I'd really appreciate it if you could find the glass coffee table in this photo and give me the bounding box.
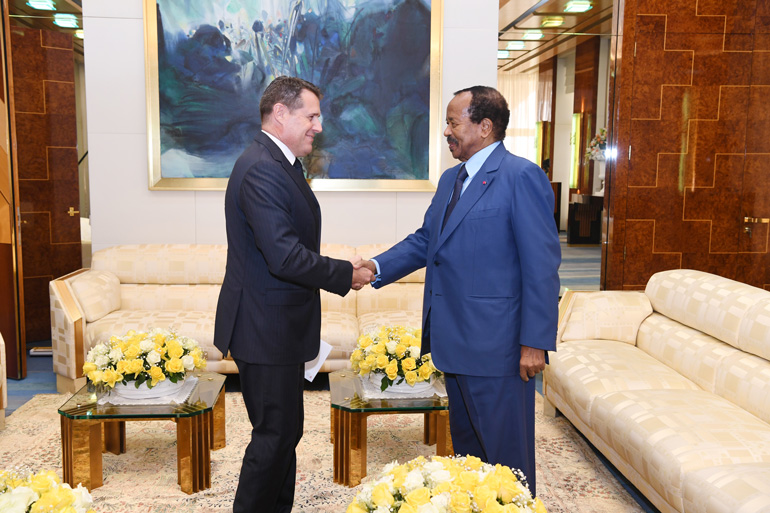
[58,371,226,494]
[329,369,452,487]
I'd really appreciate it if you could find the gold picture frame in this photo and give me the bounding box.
[144,0,443,191]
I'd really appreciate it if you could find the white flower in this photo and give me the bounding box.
[408,345,421,358]
[417,503,441,513]
[71,483,93,513]
[139,338,155,353]
[430,492,450,512]
[402,468,425,493]
[382,460,400,474]
[181,337,198,351]
[358,483,374,509]
[108,347,123,363]
[385,340,398,354]
[0,486,38,513]
[94,355,110,369]
[146,350,161,365]
[182,355,195,371]
[373,507,391,513]
[426,468,452,486]
[92,343,109,356]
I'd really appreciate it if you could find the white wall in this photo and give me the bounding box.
[82,0,498,252]
[552,50,575,231]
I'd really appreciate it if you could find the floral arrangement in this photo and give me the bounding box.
[82,328,206,391]
[346,454,547,513]
[0,469,96,513]
[350,325,441,391]
[586,127,607,161]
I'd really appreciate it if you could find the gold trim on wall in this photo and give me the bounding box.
[144,0,443,192]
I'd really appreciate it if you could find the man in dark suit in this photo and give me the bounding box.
[361,86,560,495]
[214,76,373,513]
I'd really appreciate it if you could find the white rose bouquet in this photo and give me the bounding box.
[350,325,441,392]
[82,328,206,391]
[0,469,95,513]
[346,454,548,513]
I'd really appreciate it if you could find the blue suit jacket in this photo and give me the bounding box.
[373,143,561,376]
[214,132,353,365]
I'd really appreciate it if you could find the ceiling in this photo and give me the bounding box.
[498,0,614,72]
[7,0,83,54]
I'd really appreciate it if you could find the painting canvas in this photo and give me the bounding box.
[145,0,440,190]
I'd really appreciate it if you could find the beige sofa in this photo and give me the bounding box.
[0,331,6,429]
[544,269,770,513]
[50,244,423,393]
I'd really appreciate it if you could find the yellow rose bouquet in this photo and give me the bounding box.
[346,454,548,513]
[0,469,96,513]
[350,325,441,392]
[82,328,206,391]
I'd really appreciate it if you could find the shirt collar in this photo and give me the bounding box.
[464,140,501,180]
[262,130,299,166]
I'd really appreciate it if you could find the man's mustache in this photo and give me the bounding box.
[447,136,458,145]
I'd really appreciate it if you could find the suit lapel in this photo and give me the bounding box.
[255,132,321,237]
[433,144,507,252]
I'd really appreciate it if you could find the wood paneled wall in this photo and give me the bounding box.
[605,0,770,290]
[574,37,601,194]
[10,26,80,341]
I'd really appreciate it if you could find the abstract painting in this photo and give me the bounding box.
[144,0,441,190]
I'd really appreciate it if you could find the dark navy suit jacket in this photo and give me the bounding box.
[372,142,561,376]
[214,131,352,365]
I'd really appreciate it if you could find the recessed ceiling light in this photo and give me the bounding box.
[564,1,593,13]
[523,30,544,40]
[53,13,78,28]
[541,16,564,28]
[498,50,511,59]
[506,41,526,51]
[27,0,56,9]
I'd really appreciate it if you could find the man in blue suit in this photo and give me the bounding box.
[214,76,373,513]
[361,85,560,494]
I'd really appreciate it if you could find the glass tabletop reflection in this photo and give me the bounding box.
[329,370,448,413]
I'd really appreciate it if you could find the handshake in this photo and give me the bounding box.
[349,256,377,291]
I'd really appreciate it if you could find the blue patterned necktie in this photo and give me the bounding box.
[441,165,468,232]
[293,159,304,178]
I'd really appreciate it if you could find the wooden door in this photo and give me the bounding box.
[9,26,81,351]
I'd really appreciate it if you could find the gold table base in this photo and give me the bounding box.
[331,408,453,487]
[61,389,226,494]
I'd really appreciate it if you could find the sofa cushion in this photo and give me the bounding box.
[358,311,423,336]
[590,389,770,513]
[682,463,770,513]
[738,298,770,361]
[120,284,221,311]
[85,310,222,361]
[637,313,740,393]
[92,244,227,284]
[321,311,359,359]
[645,269,770,347]
[715,351,770,425]
[561,291,652,344]
[70,269,121,322]
[356,284,424,317]
[544,340,700,427]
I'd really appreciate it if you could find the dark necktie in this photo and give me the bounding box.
[442,165,468,232]
[293,158,304,178]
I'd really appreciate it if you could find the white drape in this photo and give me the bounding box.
[497,71,538,163]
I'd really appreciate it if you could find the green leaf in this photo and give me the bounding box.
[380,376,392,392]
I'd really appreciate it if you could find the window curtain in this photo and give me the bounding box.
[497,71,538,163]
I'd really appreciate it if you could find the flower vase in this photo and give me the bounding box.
[110,377,185,400]
[367,372,434,394]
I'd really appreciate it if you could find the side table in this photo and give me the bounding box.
[329,370,452,487]
[58,372,226,494]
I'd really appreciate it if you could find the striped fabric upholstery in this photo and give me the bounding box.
[356,283,424,317]
[119,284,221,312]
[560,291,652,344]
[636,313,740,393]
[92,244,227,284]
[682,463,770,513]
[590,389,770,513]
[738,299,770,361]
[715,351,770,425]
[544,339,700,427]
[645,269,769,347]
[69,269,121,322]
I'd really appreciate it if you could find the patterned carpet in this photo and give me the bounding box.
[0,391,642,512]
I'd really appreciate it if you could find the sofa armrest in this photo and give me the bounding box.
[49,269,89,384]
[556,290,653,345]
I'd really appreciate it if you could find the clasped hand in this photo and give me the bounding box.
[349,256,377,290]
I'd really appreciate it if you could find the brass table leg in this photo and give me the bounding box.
[177,411,212,494]
[61,416,103,490]
[333,410,368,487]
[435,410,453,456]
[424,413,437,446]
[212,390,226,450]
[103,421,126,455]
